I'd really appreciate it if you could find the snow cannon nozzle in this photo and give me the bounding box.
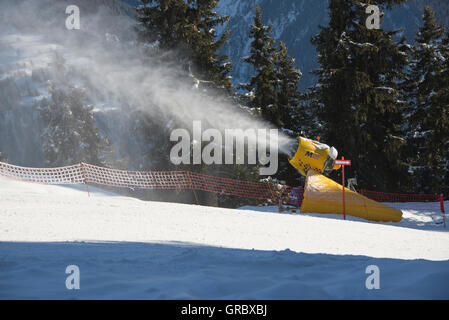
[285,138,301,160]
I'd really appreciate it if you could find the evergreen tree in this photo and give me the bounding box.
[238,5,279,126]
[273,41,307,185]
[239,7,309,185]
[310,0,410,192]
[135,0,233,92]
[39,52,105,167]
[406,6,448,194]
[189,0,233,92]
[442,32,449,195]
[40,84,104,167]
[275,41,303,133]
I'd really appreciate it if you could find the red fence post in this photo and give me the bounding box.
[441,194,446,228]
[80,162,90,197]
[336,157,351,220]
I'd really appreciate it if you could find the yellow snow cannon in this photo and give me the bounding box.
[285,136,402,223]
[286,136,341,177]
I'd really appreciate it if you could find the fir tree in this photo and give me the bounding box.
[273,41,307,185]
[39,52,105,167]
[135,0,233,92]
[310,0,410,192]
[406,6,448,194]
[442,32,449,195]
[188,0,233,92]
[275,41,303,133]
[40,84,104,167]
[239,7,308,185]
[238,5,279,126]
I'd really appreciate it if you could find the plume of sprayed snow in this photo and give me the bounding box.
[0,0,295,163]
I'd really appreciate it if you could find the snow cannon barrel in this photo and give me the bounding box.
[300,171,403,222]
[286,137,341,177]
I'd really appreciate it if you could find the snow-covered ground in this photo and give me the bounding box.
[1,176,448,299]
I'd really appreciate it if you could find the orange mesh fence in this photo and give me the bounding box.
[359,189,440,203]
[188,171,275,200]
[0,161,442,205]
[81,163,191,190]
[0,161,83,184]
[0,161,279,201]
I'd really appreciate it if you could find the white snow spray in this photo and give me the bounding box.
[0,0,296,169]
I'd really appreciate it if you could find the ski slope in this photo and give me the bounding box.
[1,176,448,299]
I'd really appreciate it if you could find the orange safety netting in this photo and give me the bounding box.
[0,161,84,184]
[0,161,442,205]
[0,161,282,202]
[359,189,440,203]
[81,163,192,190]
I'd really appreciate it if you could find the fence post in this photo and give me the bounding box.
[441,194,446,228]
[187,171,199,205]
[80,162,90,197]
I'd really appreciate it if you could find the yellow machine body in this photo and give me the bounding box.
[288,137,340,176]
